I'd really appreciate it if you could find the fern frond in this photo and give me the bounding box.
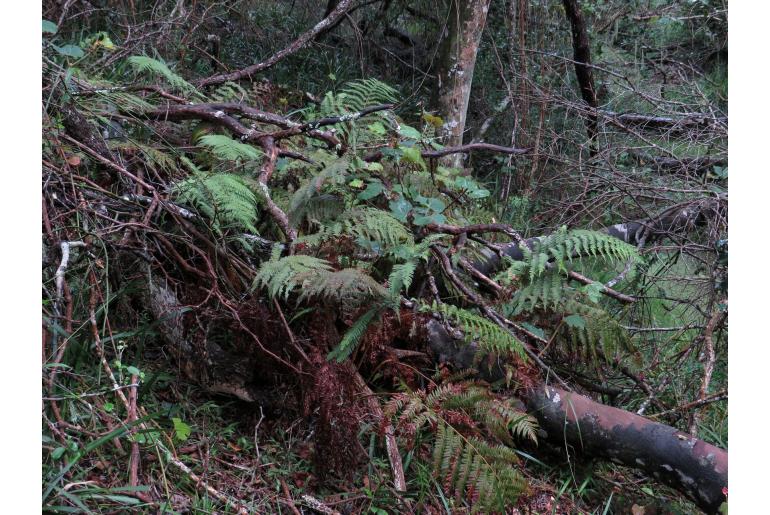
[253,254,333,300]
[173,172,259,233]
[337,78,398,111]
[562,299,637,364]
[298,268,391,306]
[197,134,263,161]
[432,423,526,511]
[388,261,417,296]
[327,307,380,362]
[126,55,195,94]
[424,302,526,361]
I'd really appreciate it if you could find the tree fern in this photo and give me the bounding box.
[126,55,196,94]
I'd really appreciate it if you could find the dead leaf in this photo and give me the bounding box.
[66,155,81,166]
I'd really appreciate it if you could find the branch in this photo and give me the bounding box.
[196,0,354,88]
[422,142,530,159]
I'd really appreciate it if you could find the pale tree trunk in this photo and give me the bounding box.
[436,0,491,168]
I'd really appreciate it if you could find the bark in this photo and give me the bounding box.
[436,0,492,168]
[562,0,599,149]
[526,386,727,513]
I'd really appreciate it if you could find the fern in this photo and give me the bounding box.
[432,423,526,512]
[294,207,413,254]
[561,299,637,365]
[500,227,641,315]
[336,78,398,111]
[327,307,380,362]
[173,172,259,233]
[197,134,263,161]
[315,79,398,140]
[298,268,392,306]
[289,158,352,226]
[126,55,196,94]
[424,302,526,361]
[253,254,333,300]
[209,81,250,103]
[388,261,417,296]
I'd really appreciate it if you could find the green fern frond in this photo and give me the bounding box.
[253,254,333,300]
[388,261,417,296]
[126,55,196,94]
[173,172,259,233]
[337,78,398,111]
[299,268,392,306]
[289,158,352,226]
[424,302,526,361]
[209,81,250,103]
[327,307,380,362]
[197,134,263,161]
[342,208,413,248]
[561,299,637,364]
[432,423,526,511]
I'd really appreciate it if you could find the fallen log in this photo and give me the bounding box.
[424,318,728,513]
[526,386,727,513]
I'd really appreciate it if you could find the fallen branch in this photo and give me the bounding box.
[422,142,530,159]
[525,385,727,513]
[196,0,354,88]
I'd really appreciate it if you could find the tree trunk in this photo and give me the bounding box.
[562,0,599,151]
[436,0,491,168]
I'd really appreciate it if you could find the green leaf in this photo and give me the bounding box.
[54,44,85,58]
[367,122,387,135]
[349,179,364,188]
[580,282,604,303]
[400,145,422,163]
[520,322,545,340]
[413,214,447,226]
[389,198,412,222]
[51,447,67,460]
[103,402,115,413]
[398,124,422,140]
[358,181,384,200]
[42,20,58,34]
[171,418,191,441]
[564,314,586,329]
[126,366,141,376]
